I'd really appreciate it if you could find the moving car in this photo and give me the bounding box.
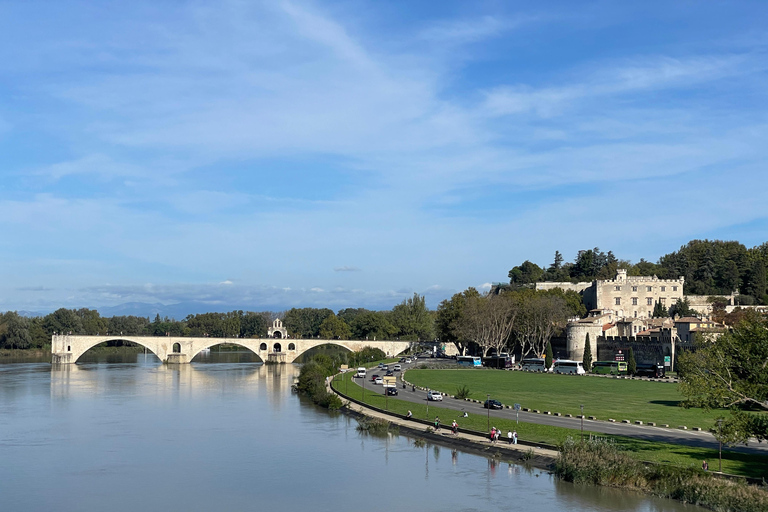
[427,390,443,401]
[374,377,383,385]
[385,370,394,376]
[483,399,503,409]
[405,358,412,363]
[393,364,401,371]
[370,374,380,382]
[386,387,398,396]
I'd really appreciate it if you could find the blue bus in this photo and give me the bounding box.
[456,356,482,367]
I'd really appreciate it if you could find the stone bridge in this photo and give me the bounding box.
[51,335,414,364]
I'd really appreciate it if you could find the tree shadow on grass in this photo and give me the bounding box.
[648,400,683,407]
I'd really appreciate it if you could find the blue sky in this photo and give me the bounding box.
[2,0,768,313]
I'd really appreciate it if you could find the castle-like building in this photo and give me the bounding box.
[536,268,685,319]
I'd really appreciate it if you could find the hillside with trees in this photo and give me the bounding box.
[507,240,768,305]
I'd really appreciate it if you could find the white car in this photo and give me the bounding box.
[427,390,443,401]
[374,377,383,385]
[393,364,401,371]
[405,358,412,364]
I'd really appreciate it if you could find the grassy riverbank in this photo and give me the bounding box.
[405,368,725,429]
[556,439,768,512]
[334,371,767,478]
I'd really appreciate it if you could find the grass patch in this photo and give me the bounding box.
[333,371,767,478]
[405,369,733,429]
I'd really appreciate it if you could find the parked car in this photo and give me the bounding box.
[374,377,383,385]
[427,390,443,401]
[386,387,398,396]
[483,399,503,409]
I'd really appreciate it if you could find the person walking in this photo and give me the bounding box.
[508,430,513,445]
[495,429,500,443]
[434,417,440,431]
[513,430,518,445]
[702,460,709,471]
[490,427,496,443]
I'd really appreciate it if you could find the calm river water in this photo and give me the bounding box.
[0,353,705,512]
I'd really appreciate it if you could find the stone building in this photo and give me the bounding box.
[537,269,684,319]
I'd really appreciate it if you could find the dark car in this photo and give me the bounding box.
[385,370,394,376]
[386,387,398,396]
[483,399,503,409]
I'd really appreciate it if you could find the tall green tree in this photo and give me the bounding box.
[318,314,352,340]
[508,260,544,286]
[582,333,592,372]
[652,301,668,318]
[435,287,481,355]
[390,293,434,341]
[627,347,637,375]
[545,340,553,370]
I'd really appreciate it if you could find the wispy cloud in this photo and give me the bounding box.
[334,266,361,272]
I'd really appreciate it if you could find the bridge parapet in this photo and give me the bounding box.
[51,335,414,364]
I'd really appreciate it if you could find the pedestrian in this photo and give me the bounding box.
[508,430,513,444]
[406,410,412,419]
[490,427,496,443]
[702,460,708,471]
[435,417,440,431]
[495,429,500,443]
[513,430,518,444]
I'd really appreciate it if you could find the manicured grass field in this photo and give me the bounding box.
[332,371,767,478]
[405,368,725,429]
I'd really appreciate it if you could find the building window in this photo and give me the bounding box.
[634,311,638,318]
[661,286,666,292]
[647,297,653,305]
[615,285,621,291]
[632,286,637,292]
[660,298,666,305]
[673,286,678,292]
[647,286,652,292]
[632,297,638,305]
[615,297,621,305]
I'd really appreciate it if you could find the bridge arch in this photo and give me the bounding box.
[188,341,265,362]
[62,336,162,364]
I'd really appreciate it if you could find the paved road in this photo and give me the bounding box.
[357,361,768,456]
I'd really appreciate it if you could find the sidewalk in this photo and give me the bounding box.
[330,376,559,467]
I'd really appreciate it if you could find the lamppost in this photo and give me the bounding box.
[580,404,584,442]
[426,388,430,419]
[717,419,723,472]
[362,373,365,402]
[487,394,491,432]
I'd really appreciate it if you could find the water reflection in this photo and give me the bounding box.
[0,356,709,512]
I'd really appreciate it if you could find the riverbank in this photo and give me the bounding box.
[329,373,768,512]
[329,375,560,471]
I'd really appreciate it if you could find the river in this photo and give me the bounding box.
[0,352,706,512]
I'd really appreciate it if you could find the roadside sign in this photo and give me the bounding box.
[664,356,671,367]
[383,376,397,387]
[340,364,348,371]
[514,403,521,411]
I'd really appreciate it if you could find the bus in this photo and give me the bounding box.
[483,354,513,369]
[456,356,482,368]
[636,363,665,378]
[521,358,550,372]
[591,361,628,375]
[553,360,586,375]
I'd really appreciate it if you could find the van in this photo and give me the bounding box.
[355,368,366,378]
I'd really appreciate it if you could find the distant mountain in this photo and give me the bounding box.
[17,310,45,318]
[94,301,258,320]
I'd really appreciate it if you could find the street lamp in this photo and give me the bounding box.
[426,388,430,419]
[487,394,491,432]
[580,404,584,442]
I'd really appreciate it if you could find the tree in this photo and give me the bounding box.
[544,340,553,370]
[0,312,32,349]
[549,251,564,272]
[390,293,434,341]
[435,288,481,356]
[283,308,334,338]
[652,301,668,318]
[319,315,351,340]
[582,333,592,372]
[668,297,696,318]
[508,260,544,286]
[349,311,397,340]
[456,292,519,356]
[515,291,569,359]
[678,313,768,443]
[627,347,637,375]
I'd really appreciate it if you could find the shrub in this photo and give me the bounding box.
[455,385,471,399]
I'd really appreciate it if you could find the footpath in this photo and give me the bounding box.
[328,376,559,471]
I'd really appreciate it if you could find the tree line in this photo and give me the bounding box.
[0,293,437,349]
[435,287,586,359]
[508,239,768,305]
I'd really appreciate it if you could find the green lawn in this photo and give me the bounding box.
[332,371,767,478]
[405,369,727,429]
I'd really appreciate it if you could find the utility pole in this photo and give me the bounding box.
[718,419,723,472]
[487,394,491,432]
[580,404,584,442]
